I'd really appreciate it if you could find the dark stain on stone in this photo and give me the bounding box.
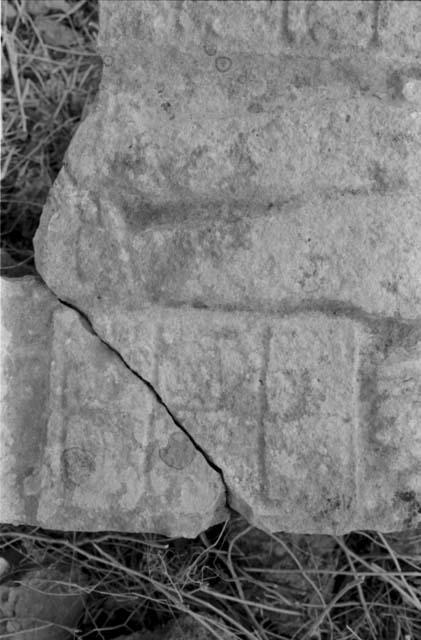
[159,298,420,345]
[386,69,404,100]
[368,162,394,195]
[215,56,232,73]
[357,361,383,453]
[159,432,196,470]
[204,41,217,56]
[115,193,171,230]
[174,2,184,37]
[370,0,381,47]
[160,101,175,120]
[404,65,421,81]
[370,162,388,194]
[398,490,417,504]
[248,102,264,114]
[282,1,293,44]
[381,277,400,296]
[190,299,209,310]
[62,446,96,487]
[307,20,318,44]
[327,496,342,510]
[325,495,342,514]
[381,319,421,358]
[356,10,366,24]
[292,70,313,88]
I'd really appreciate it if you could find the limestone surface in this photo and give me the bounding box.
[91,306,421,533]
[30,0,421,533]
[0,277,227,536]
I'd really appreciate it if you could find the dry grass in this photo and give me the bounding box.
[1,0,101,274]
[1,1,421,639]
[0,518,420,639]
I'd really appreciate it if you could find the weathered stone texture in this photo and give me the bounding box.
[21,0,421,533]
[0,277,227,536]
[34,187,421,320]
[34,1,421,319]
[92,306,421,533]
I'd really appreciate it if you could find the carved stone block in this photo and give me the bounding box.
[3,1,420,535]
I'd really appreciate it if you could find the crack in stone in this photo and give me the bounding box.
[30,274,420,529]
[57,297,232,510]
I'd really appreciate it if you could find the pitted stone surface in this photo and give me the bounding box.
[93,306,421,533]
[29,1,421,533]
[34,184,421,319]
[0,277,227,536]
[34,2,421,320]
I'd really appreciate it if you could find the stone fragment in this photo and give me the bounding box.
[92,307,421,533]
[32,0,421,534]
[0,277,228,536]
